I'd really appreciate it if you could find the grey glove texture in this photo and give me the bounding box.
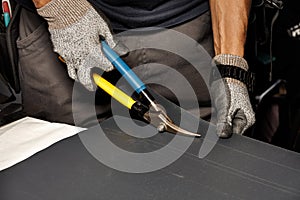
[37,0,128,91]
[211,54,255,138]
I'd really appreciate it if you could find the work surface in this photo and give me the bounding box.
[1,91,300,200]
[0,116,300,200]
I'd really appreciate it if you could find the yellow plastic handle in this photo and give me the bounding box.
[93,73,136,109]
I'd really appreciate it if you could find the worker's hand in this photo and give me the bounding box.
[37,0,128,91]
[211,54,255,138]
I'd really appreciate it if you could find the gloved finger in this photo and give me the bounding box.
[100,34,129,57]
[89,45,114,71]
[79,46,117,91]
[65,63,78,80]
[216,122,232,138]
[212,80,232,138]
[215,107,232,138]
[232,109,247,134]
[112,38,129,57]
[241,107,256,134]
[77,66,96,91]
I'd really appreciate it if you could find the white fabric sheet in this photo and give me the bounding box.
[0,117,86,171]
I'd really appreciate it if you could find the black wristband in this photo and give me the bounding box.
[210,64,255,92]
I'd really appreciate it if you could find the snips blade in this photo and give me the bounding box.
[143,104,201,137]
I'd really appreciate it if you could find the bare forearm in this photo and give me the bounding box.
[209,0,252,57]
[32,0,51,8]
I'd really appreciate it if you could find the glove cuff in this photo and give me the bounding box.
[211,54,255,92]
[213,54,248,71]
[37,0,92,29]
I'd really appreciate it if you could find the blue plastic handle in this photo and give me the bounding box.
[3,12,10,27]
[101,40,146,93]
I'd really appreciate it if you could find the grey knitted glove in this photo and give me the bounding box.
[37,0,128,91]
[211,54,255,138]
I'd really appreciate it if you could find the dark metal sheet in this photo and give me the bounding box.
[0,92,299,200]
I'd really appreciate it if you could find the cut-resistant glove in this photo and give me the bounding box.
[211,54,255,138]
[37,0,128,91]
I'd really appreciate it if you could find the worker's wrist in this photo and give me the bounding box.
[37,0,92,29]
[32,0,51,9]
